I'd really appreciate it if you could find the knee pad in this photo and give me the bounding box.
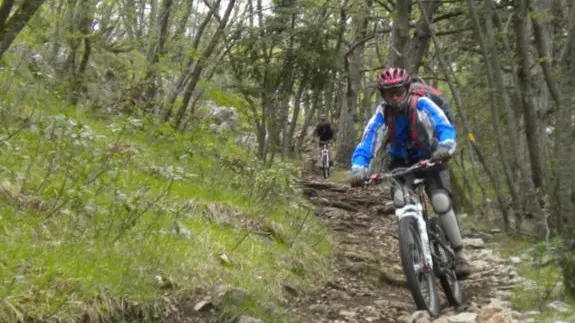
[431,190,452,214]
[393,189,406,207]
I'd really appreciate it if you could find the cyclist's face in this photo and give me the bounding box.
[383,86,407,106]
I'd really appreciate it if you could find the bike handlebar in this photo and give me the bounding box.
[360,159,440,186]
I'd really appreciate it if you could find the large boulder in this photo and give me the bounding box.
[204,101,240,134]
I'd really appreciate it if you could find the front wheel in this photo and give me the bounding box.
[429,218,463,307]
[398,216,441,317]
[322,154,330,179]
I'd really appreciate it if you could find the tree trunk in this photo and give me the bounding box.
[405,0,440,74]
[514,0,547,192]
[469,0,529,226]
[144,0,174,113]
[416,0,513,230]
[387,0,411,67]
[174,0,237,128]
[162,0,222,121]
[280,9,297,159]
[286,75,308,158]
[71,0,94,105]
[336,0,372,167]
[0,0,47,58]
[297,89,319,153]
[0,0,16,27]
[556,18,575,287]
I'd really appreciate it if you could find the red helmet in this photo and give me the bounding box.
[377,67,411,91]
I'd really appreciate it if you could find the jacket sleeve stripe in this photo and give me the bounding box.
[351,104,386,167]
[418,97,456,152]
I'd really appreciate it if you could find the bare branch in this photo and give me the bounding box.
[433,9,465,22]
[435,26,473,36]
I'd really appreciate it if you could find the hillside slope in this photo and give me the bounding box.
[0,95,332,322]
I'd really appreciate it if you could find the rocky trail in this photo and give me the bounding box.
[291,174,542,323]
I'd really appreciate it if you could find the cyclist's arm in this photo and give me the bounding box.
[329,124,337,142]
[326,124,335,141]
[417,97,456,154]
[351,104,386,168]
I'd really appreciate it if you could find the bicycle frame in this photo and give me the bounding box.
[361,160,463,313]
[367,160,439,272]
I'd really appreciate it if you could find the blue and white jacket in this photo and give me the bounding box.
[351,97,456,168]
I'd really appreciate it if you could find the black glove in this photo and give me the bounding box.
[431,149,451,162]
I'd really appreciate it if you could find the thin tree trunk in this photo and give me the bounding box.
[144,0,174,112]
[336,0,371,167]
[280,9,297,160]
[49,0,65,63]
[416,0,513,230]
[174,0,194,39]
[297,90,318,154]
[286,75,308,158]
[162,0,223,121]
[467,0,524,223]
[70,0,93,105]
[0,0,16,27]
[174,0,237,128]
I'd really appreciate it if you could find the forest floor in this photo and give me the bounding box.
[286,171,552,323]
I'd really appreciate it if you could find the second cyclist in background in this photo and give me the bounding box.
[314,113,335,167]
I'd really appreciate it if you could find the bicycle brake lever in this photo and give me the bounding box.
[419,160,437,168]
[369,173,383,184]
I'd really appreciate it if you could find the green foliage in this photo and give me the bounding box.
[0,71,332,323]
[509,240,575,322]
[199,80,250,114]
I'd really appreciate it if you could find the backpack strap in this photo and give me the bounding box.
[407,93,432,153]
[383,89,433,154]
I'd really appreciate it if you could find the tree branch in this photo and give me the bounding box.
[433,9,465,22]
[435,26,473,36]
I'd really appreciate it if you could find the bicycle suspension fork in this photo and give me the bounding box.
[396,203,434,271]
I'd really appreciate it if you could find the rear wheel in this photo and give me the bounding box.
[398,216,441,317]
[429,218,463,306]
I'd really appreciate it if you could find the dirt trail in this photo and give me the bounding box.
[291,174,531,323]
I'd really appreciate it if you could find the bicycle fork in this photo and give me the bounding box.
[396,204,434,272]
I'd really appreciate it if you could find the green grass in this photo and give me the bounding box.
[0,71,333,322]
[325,167,351,184]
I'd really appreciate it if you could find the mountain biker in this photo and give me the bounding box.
[314,113,335,166]
[349,67,471,279]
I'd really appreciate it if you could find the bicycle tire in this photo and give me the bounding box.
[322,154,330,179]
[429,219,463,306]
[398,216,441,317]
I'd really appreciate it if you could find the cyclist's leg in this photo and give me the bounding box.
[326,140,334,166]
[425,165,471,278]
